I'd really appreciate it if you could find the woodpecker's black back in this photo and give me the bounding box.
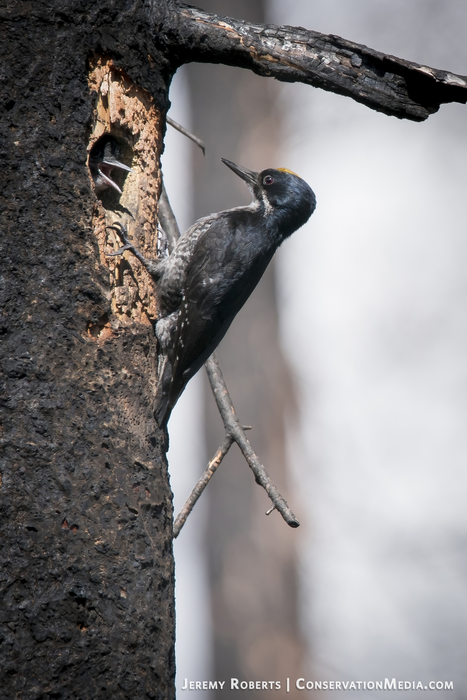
[154,159,316,428]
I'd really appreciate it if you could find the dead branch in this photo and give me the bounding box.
[167,4,467,122]
[167,116,206,154]
[204,354,300,528]
[173,432,233,538]
[173,353,301,537]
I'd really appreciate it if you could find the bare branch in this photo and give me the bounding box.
[173,353,300,537]
[171,4,467,122]
[158,183,181,254]
[204,354,300,529]
[167,116,206,154]
[173,434,233,538]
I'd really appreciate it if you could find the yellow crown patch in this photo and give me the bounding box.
[277,167,299,177]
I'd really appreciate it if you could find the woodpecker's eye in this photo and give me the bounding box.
[263,175,274,186]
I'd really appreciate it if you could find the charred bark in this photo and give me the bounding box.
[165,3,467,121]
[0,2,176,698]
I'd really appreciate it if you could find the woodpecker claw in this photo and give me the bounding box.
[106,222,130,244]
[106,223,132,256]
[106,243,135,257]
[105,223,162,278]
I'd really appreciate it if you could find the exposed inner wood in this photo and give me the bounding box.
[87,56,162,339]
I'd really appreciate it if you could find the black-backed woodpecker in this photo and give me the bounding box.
[89,135,134,194]
[108,159,316,428]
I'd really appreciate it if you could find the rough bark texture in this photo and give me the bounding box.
[171,3,467,121]
[0,2,175,698]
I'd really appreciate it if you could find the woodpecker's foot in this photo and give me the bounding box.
[106,223,161,277]
[106,221,132,248]
[105,225,141,260]
[106,242,135,257]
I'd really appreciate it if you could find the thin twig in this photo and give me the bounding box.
[167,116,206,154]
[173,434,234,538]
[204,354,300,529]
[173,353,300,536]
[158,183,181,254]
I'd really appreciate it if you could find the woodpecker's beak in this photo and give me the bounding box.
[221,158,258,187]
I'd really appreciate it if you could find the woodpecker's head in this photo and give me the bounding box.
[89,135,134,194]
[221,158,316,237]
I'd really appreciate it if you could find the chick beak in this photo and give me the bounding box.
[97,158,133,194]
[221,158,258,187]
[89,137,134,194]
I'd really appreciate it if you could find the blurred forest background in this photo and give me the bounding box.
[163,1,467,698]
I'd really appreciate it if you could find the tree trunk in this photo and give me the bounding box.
[0,2,175,697]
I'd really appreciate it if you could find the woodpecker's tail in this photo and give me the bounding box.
[154,356,173,429]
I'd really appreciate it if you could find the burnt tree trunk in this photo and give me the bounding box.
[0,2,176,698]
[1,1,466,699]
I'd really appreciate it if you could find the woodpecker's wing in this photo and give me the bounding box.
[159,210,274,425]
[153,213,236,427]
[157,213,224,317]
[155,212,246,426]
